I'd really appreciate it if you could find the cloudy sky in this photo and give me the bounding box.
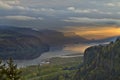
[1,0,120,39]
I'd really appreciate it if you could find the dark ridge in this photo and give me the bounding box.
[75,38,120,80]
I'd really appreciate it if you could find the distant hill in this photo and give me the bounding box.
[2,26,88,45]
[38,30,89,46]
[0,26,88,60]
[0,26,118,60]
[90,36,118,43]
[75,39,120,80]
[0,26,49,60]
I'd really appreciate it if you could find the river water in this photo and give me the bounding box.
[14,41,111,67]
[12,43,96,67]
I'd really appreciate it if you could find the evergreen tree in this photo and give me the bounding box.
[0,60,7,80]
[0,58,21,80]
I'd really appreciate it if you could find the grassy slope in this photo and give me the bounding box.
[20,56,83,80]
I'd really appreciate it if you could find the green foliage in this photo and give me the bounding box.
[0,60,7,80]
[0,58,21,80]
[21,56,83,80]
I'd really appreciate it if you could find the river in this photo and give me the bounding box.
[12,43,96,67]
[10,42,110,67]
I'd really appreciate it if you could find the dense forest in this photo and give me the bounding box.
[75,38,120,80]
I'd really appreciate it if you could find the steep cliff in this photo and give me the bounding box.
[75,39,120,80]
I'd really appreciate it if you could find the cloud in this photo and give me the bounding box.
[67,7,112,14]
[106,3,115,7]
[63,17,120,24]
[0,15,38,21]
[0,0,25,11]
[67,7,75,11]
[105,2,120,7]
[38,17,44,20]
[0,0,47,16]
[0,0,120,30]
[0,1,12,10]
[2,0,20,5]
[20,0,82,8]
[67,7,91,13]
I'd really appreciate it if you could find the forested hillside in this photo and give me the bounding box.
[75,39,120,80]
[0,27,49,60]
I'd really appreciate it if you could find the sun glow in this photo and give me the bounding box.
[66,26,120,40]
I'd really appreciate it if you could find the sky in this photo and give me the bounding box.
[0,0,120,39]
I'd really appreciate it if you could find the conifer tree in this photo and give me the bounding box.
[5,58,21,80]
[0,58,21,80]
[0,60,7,80]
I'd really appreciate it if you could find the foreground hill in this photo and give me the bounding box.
[75,39,120,80]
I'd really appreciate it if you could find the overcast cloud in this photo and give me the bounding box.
[0,0,120,29]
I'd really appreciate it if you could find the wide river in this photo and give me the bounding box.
[13,43,99,67]
[1,37,111,67]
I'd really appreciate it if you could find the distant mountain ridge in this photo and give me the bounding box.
[0,26,88,60]
[0,26,119,60]
[0,26,49,60]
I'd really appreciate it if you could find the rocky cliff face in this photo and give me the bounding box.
[75,39,120,80]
